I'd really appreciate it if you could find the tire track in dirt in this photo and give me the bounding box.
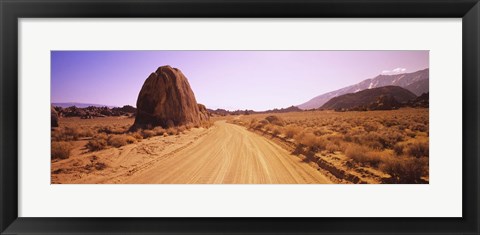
[121,121,331,184]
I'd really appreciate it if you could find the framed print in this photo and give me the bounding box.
[1,0,479,234]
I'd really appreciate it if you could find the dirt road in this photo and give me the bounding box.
[122,121,331,184]
[54,120,331,184]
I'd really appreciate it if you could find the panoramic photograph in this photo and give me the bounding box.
[51,51,429,184]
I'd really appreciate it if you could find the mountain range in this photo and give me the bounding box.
[52,102,117,108]
[320,86,417,111]
[297,68,429,109]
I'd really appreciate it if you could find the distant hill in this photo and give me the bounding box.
[52,102,117,108]
[207,105,302,116]
[263,105,302,114]
[407,92,429,108]
[298,68,429,109]
[320,86,417,111]
[404,79,429,96]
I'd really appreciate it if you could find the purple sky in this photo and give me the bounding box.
[51,51,428,111]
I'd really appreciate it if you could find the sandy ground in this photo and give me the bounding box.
[53,120,331,184]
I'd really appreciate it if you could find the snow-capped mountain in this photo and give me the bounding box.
[297,68,429,110]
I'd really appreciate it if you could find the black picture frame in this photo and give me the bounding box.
[1,0,479,234]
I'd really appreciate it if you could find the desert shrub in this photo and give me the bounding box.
[86,139,107,151]
[405,139,429,158]
[336,122,353,134]
[153,126,165,136]
[363,121,380,132]
[51,129,64,141]
[52,126,88,141]
[345,144,386,167]
[264,124,273,132]
[51,141,73,159]
[393,142,407,155]
[94,162,107,170]
[325,142,340,153]
[272,127,281,137]
[254,120,270,130]
[284,125,300,139]
[411,123,428,132]
[141,129,156,138]
[108,134,135,148]
[380,129,405,148]
[380,156,428,183]
[83,128,96,137]
[98,125,127,135]
[166,127,178,135]
[130,132,143,140]
[325,133,343,145]
[296,132,326,152]
[313,128,331,136]
[345,144,368,162]
[382,119,399,127]
[393,138,429,158]
[248,118,258,129]
[184,123,193,130]
[63,127,82,140]
[357,132,384,150]
[343,127,366,142]
[265,115,285,126]
[177,126,187,134]
[405,129,417,138]
[354,129,405,150]
[86,134,108,151]
[201,120,214,128]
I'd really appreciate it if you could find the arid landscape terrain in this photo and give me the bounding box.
[51,116,331,184]
[51,51,429,184]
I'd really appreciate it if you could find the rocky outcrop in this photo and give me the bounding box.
[54,105,135,118]
[133,65,208,129]
[197,103,209,120]
[51,106,59,127]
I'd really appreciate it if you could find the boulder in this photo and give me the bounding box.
[51,106,59,127]
[133,65,208,129]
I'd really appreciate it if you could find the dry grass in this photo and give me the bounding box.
[53,116,215,154]
[141,129,156,138]
[345,144,393,168]
[86,139,108,152]
[284,125,300,139]
[51,141,73,159]
[295,132,326,152]
[200,120,214,128]
[265,115,285,126]
[108,134,136,148]
[166,128,178,135]
[231,108,429,183]
[85,133,108,151]
[51,126,95,141]
[380,156,428,183]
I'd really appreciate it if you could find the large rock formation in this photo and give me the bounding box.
[133,65,208,129]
